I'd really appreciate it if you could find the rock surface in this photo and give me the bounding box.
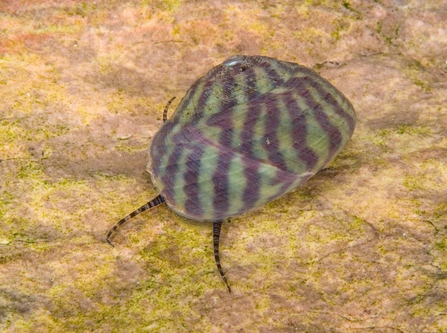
[1,0,446,332]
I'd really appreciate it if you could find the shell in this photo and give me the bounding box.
[106,55,356,293]
[148,55,355,221]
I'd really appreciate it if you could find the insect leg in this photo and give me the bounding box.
[213,220,231,293]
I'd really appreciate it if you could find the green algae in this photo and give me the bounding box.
[141,0,182,12]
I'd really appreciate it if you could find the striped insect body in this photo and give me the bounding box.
[106,55,356,293]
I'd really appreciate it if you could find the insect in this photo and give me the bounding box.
[106,55,356,293]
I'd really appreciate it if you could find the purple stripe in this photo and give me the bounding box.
[262,96,288,171]
[158,146,182,207]
[322,90,356,135]
[172,79,202,121]
[239,106,258,156]
[238,101,262,214]
[240,66,261,153]
[192,79,214,123]
[212,150,232,219]
[296,76,344,163]
[282,81,320,171]
[236,82,262,196]
[151,122,174,174]
[153,124,195,207]
[207,74,237,219]
[262,61,286,89]
[243,67,259,101]
[174,67,223,125]
[240,156,261,214]
[299,68,356,135]
[183,144,205,218]
[265,168,301,203]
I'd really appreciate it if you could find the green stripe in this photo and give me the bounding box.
[195,144,219,220]
[226,154,247,216]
